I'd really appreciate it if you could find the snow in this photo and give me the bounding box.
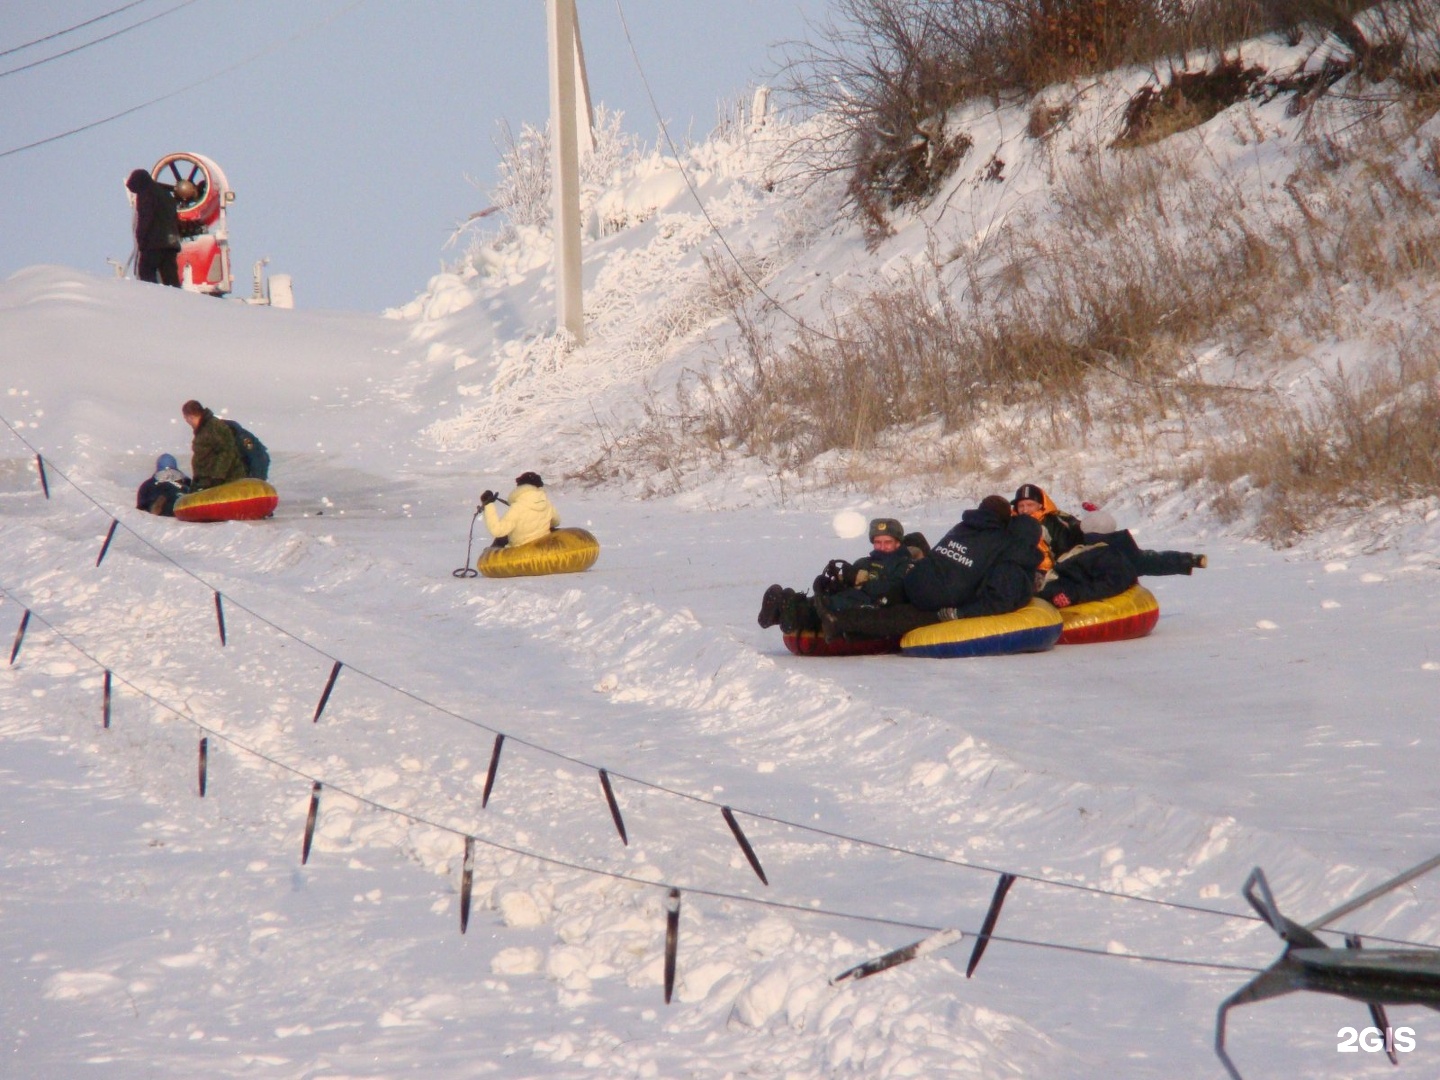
[4,33,1440,1080]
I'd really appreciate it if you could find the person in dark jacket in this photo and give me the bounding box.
[126,168,182,287]
[181,399,246,490]
[757,517,920,635]
[1037,540,1138,608]
[1079,509,1207,576]
[825,517,914,613]
[135,453,191,516]
[816,496,1042,642]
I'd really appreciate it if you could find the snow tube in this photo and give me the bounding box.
[172,478,278,522]
[782,629,899,657]
[899,599,1063,659]
[477,527,600,578]
[1057,584,1159,645]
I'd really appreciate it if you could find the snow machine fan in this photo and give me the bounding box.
[150,152,235,295]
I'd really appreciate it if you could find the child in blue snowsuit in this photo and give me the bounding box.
[135,453,191,516]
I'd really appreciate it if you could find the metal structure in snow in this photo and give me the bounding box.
[1216,863,1440,1079]
[150,152,235,296]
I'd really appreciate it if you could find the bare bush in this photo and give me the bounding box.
[1115,58,1268,147]
[1195,339,1440,542]
[487,105,642,235]
[777,0,1274,227]
[489,120,552,231]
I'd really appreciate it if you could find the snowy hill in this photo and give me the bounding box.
[3,28,1440,1080]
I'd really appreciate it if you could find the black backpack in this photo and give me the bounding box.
[224,420,270,480]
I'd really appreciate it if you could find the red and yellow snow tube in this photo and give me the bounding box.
[1056,584,1159,645]
[899,599,1063,659]
[173,478,278,522]
[478,527,600,578]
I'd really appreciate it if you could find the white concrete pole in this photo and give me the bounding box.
[571,3,595,158]
[547,0,585,344]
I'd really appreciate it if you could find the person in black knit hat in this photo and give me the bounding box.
[479,470,560,548]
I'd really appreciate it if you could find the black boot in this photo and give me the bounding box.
[757,584,785,629]
[778,589,802,634]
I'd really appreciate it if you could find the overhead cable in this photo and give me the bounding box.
[0,0,203,80]
[0,0,152,59]
[0,0,366,160]
[0,577,1270,978]
[9,414,1440,952]
[612,0,861,347]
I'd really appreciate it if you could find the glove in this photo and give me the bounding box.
[814,559,853,596]
[479,490,497,506]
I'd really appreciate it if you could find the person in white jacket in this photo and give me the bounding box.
[480,471,560,548]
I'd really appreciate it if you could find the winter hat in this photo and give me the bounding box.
[869,517,903,543]
[181,399,205,417]
[978,495,1012,522]
[155,453,178,472]
[1081,509,1117,535]
[1012,483,1045,507]
[126,168,151,193]
[514,470,543,488]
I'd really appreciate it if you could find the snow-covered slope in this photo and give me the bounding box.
[3,32,1440,1080]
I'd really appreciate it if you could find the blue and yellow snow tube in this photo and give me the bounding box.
[477,527,600,578]
[899,598,1063,659]
[173,478,278,522]
[1057,584,1159,645]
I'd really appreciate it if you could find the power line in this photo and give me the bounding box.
[0,0,152,59]
[0,0,367,161]
[0,576,1271,978]
[612,0,862,348]
[0,0,204,80]
[8,415,1440,954]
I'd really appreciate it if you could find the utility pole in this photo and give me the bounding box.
[547,0,585,344]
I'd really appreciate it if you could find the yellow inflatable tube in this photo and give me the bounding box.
[478,527,600,578]
[899,599,1063,658]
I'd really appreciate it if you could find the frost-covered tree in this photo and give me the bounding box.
[488,105,642,233]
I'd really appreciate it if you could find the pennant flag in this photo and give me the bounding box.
[663,887,681,1004]
[214,592,227,646]
[198,737,209,797]
[95,520,118,567]
[966,873,1017,978]
[9,609,30,665]
[598,769,628,845]
[35,455,49,499]
[721,806,768,885]
[460,836,475,934]
[301,781,322,864]
[481,734,505,808]
[102,669,112,728]
[312,661,342,723]
[832,928,962,984]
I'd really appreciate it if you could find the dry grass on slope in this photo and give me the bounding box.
[584,88,1440,527]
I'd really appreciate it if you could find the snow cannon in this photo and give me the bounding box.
[151,152,235,296]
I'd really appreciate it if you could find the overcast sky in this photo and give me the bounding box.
[0,0,825,312]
